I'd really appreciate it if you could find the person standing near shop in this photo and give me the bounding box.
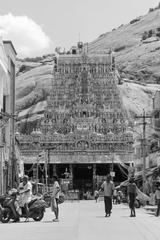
[127,177,137,217]
[51,175,60,222]
[99,174,115,217]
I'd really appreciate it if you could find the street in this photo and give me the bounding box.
[0,200,160,240]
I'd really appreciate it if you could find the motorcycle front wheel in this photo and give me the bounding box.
[33,210,44,221]
[0,208,11,223]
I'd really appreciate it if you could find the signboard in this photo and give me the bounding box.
[21,152,134,164]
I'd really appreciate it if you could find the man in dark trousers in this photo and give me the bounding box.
[99,174,115,217]
[155,182,160,217]
[127,177,137,217]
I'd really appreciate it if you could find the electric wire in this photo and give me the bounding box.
[117,163,128,177]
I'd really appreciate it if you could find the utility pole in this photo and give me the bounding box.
[109,144,115,180]
[135,109,152,193]
[47,149,50,188]
[44,150,48,192]
[0,146,3,194]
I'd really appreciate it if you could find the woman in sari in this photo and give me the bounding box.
[51,175,60,222]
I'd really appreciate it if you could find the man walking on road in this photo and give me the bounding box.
[99,174,114,217]
[127,177,137,217]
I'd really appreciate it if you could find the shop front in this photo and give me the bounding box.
[23,156,129,194]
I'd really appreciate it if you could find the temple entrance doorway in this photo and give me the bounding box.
[73,164,93,193]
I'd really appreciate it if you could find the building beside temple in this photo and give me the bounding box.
[0,39,17,194]
[17,43,134,192]
[152,90,160,137]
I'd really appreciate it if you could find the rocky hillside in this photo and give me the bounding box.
[16,55,55,132]
[89,7,160,83]
[15,6,160,136]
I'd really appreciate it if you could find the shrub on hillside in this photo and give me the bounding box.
[148,29,153,38]
[23,56,44,62]
[141,29,156,41]
[19,64,26,73]
[98,33,105,38]
[118,24,124,28]
[148,2,160,12]
[114,46,126,52]
[130,18,140,24]
[142,31,148,40]
[16,64,35,76]
[148,8,154,12]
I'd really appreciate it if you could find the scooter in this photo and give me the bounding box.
[0,189,48,223]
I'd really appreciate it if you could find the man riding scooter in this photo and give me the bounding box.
[0,175,47,223]
[19,175,32,222]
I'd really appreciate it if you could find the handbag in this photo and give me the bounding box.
[57,192,65,204]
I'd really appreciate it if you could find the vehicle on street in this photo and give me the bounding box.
[0,189,47,223]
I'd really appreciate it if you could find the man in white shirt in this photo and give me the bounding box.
[20,175,32,221]
[99,174,114,217]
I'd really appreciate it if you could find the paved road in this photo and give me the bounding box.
[0,200,160,240]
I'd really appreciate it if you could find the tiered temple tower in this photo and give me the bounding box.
[18,43,134,191]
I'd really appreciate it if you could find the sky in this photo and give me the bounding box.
[0,0,159,57]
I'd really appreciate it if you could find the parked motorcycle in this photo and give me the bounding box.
[0,189,47,223]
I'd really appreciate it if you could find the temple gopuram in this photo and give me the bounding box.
[17,42,134,192]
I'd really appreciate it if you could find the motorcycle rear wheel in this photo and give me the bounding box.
[0,208,11,223]
[33,210,44,221]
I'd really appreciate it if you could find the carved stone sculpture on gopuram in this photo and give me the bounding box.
[18,43,134,157]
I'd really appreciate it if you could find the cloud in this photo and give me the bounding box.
[0,13,53,57]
